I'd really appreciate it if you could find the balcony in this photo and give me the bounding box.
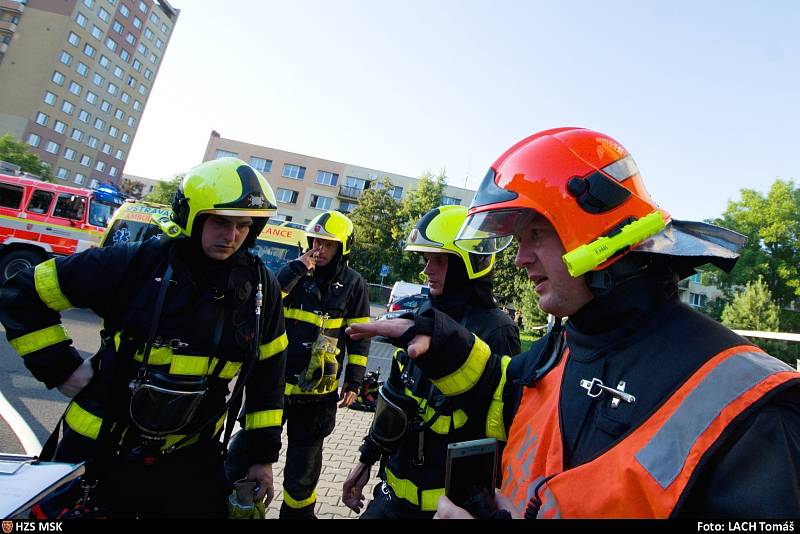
[0,20,16,33]
[0,0,24,14]
[338,185,365,200]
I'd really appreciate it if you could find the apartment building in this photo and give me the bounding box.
[0,0,178,188]
[203,131,476,225]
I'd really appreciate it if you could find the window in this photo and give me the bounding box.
[76,62,89,77]
[149,13,159,25]
[144,28,153,40]
[44,140,60,154]
[441,195,461,206]
[51,70,65,86]
[73,174,86,186]
[101,143,112,154]
[79,154,92,167]
[109,166,118,177]
[100,100,111,112]
[75,12,88,27]
[137,83,147,96]
[215,149,238,159]
[85,91,98,105]
[78,109,91,123]
[95,160,106,172]
[338,201,358,214]
[126,32,136,45]
[0,184,24,209]
[83,0,94,8]
[132,16,142,29]
[68,32,80,46]
[143,68,153,81]
[249,157,272,173]
[137,42,147,55]
[61,100,75,115]
[276,188,298,204]
[99,55,111,69]
[689,293,707,308]
[57,168,70,180]
[91,25,103,40]
[114,149,125,160]
[119,3,130,17]
[105,37,117,52]
[59,51,72,66]
[127,74,136,87]
[161,22,168,33]
[689,272,702,283]
[113,65,123,79]
[389,185,403,200]
[120,49,130,62]
[26,190,54,214]
[86,136,99,149]
[345,176,367,190]
[93,117,106,130]
[35,112,49,126]
[63,147,76,160]
[149,52,157,64]
[132,100,142,111]
[26,133,40,147]
[83,43,96,58]
[127,116,136,127]
[132,58,142,72]
[92,73,104,87]
[53,120,67,134]
[112,20,123,33]
[109,124,119,137]
[155,37,163,50]
[98,7,110,22]
[282,164,305,180]
[68,81,82,96]
[315,170,338,187]
[71,128,84,141]
[107,82,118,95]
[310,195,332,210]
[112,109,124,121]
[138,1,147,13]
[43,91,57,106]
[121,132,130,144]
[90,179,99,189]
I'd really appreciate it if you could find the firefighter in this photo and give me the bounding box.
[341,205,520,518]
[0,158,288,518]
[277,210,371,518]
[348,128,800,518]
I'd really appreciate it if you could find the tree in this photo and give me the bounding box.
[144,174,182,205]
[491,241,547,330]
[0,133,52,181]
[348,178,403,283]
[119,177,144,199]
[721,276,781,332]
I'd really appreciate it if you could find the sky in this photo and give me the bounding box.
[124,0,800,222]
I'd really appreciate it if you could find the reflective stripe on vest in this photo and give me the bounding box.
[34,259,73,312]
[245,409,283,430]
[259,332,288,360]
[115,334,241,378]
[486,355,511,441]
[385,467,444,511]
[346,317,370,326]
[282,488,317,509]
[163,414,226,451]
[348,354,367,367]
[64,401,102,440]
[284,308,344,329]
[10,324,70,356]
[431,335,490,396]
[499,345,800,518]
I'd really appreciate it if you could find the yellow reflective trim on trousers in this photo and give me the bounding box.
[346,317,370,326]
[10,324,70,357]
[64,401,102,440]
[34,259,73,312]
[431,336,490,396]
[348,354,367,367]
[486,355,511,441]
[282,488,317,509]
[284,308,344,329]
[162,413,226,451]
[259,332,288,360]
[209,358,242,379]
[385,468,443,511]
[284,382,338,396]
[245,409,282,430]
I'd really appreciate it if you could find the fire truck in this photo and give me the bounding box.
[0,173,125,283]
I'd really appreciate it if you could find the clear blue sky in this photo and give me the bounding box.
[124,0,799,221]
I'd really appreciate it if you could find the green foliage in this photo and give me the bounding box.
[144,174,182,205]
[721,276,780,331]
[349,178,403,282]
[0,133,52,181]
[119,178,144,200]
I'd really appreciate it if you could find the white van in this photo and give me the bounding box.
[387,281,429,311]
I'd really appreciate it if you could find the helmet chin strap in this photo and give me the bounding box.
[584,253,653,298]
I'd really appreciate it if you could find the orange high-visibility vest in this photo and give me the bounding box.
[500,344,800,518]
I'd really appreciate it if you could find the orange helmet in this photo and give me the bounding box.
[455,127,671,276]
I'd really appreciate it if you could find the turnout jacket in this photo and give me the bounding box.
[278,258,370,395]
[0,237,287,466]
[414,272,800,518]
[359,301,520,512]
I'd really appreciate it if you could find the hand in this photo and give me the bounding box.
[342,462,371,513]
[338,385,357,408]
[57,358,94,398]
[298,246,321,270]
[434,495,474,519]
[246,463,274,505]
[346,319,431,358]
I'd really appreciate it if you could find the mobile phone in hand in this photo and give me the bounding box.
[444,438,498,508]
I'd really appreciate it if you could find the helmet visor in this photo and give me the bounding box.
[454,208,532,255]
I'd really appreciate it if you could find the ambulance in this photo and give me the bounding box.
[0,173,124,283]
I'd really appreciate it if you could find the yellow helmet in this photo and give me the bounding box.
[305,211,354,256]
[171,157,278,237]
[405,205,494,279]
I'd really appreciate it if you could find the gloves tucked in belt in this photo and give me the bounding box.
[297,334,339,392]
